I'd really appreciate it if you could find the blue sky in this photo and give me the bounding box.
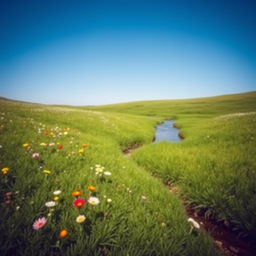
[1,0,255,105]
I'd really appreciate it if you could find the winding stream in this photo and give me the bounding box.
[154,120,181,142]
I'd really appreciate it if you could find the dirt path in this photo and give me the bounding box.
[123,146,256,256]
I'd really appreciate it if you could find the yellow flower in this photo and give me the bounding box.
[76,215,86,223]
[23,143,29,148]
[1,167,9,175]
[78,148,84,154]
[53,196,59,201]
[43,169,51,174]
[40,142,47,146]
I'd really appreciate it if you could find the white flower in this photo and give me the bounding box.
[76,215,86,223]
[88,196,100,206]
[45,201,56,207]
[141,195,147,200]
[188,218,200,229]
[53,190,62,195]
[161,222,166,227]
[104,171,111,176]
[107,198,112,203]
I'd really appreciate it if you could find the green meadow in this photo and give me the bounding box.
[0,91,256,255]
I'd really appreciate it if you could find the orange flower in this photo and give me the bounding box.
[59,229,68,238]
[82,143,89,148]
[87,185,96,192]
[72,190,81,197]
[57,144,63,149]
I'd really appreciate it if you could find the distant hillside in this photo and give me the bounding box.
[83,91,256,118]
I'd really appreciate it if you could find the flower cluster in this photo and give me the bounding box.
[94,164,112,178]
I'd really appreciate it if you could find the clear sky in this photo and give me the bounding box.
[0,0,255,105]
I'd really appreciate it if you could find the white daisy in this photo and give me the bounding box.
[88,196,100,206]
[53,190,62,195]
[45,201,56,207]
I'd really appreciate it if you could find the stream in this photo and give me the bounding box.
[154,120,181,142]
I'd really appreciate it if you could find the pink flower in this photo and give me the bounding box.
[32,153,40,158]
[32,217,47,230]
[5,192,12,197]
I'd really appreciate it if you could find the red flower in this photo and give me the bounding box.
[73,198,85,208]
[57,144,63,149]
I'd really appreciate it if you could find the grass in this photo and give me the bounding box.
[0,91,256,255]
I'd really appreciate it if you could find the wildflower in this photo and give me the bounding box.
[23,142,29,148]
[16,206,20,211]
[104,171,111,176]
[59,229,68,238]
[1,167,9,175]
[5,192,12,197]
[43,169,51,174]
[141,195,147,200]
[57,144,63,149]
[5,200,11,205]
[88,196,100,206]
[73,198,85,208]
[72,190,81,197]
[82,143,89,148]
[33,217,47,230]
[161,222,166,227]
[76,215,86,223]
[188,218,200,229]
[0,145,3,148]
[40,142,47,146]
[107,198,112,203]
[87,185,96,192]
[32,153,40,158]
[78,148,84,154]
[45,201,56,207]
[53,196,59,201]
[48,142,55,146]
[53,190,62,195]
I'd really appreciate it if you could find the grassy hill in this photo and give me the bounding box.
[0,91,256,255]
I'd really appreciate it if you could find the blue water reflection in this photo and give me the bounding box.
[154,120,181,142]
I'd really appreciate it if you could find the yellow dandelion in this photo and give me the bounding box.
[78,148,84,154]
[43,169,51,174]
[23,143,29,148]
[53,196,59,201]
[1,167,9,175]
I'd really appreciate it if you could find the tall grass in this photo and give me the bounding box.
[0,98,218,255]
[90,91,256,238]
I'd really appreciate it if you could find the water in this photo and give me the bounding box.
[154,120,181,142]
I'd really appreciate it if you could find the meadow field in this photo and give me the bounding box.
[0,91,256,256]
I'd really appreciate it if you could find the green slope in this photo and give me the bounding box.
[1,91,256,255]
